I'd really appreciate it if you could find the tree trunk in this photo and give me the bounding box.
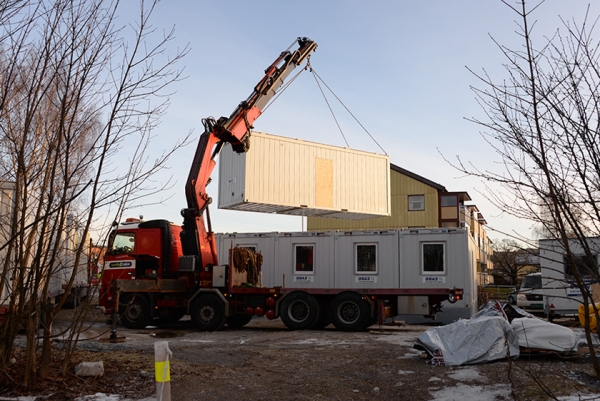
[39,304,54,380]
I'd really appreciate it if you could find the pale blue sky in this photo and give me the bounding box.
[115,1,600,241]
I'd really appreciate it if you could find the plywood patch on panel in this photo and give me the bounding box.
[315,158,333,208]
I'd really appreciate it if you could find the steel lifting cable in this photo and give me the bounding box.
[262,59,387,156]
[311,68,388,156]
[309,64,349,148]
[262,67,306,114]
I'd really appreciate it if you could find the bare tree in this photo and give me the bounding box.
[491,239,538,285]
[0,0,189,386]
[453,0,600,378]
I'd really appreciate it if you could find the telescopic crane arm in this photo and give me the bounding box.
[181,37,318,268]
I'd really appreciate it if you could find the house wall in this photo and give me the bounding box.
[306,168,439,231]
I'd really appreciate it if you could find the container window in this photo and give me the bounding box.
[563,254,598,278]
[422,243,445,274]
[408,195,425,211]
[356,244,377,274]
[108,231,135,255]
[295,245,314,273]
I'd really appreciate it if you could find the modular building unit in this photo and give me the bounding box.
[0,181,15,304]
[216,228,478,321]
[47,215,91,305]
[0,181,89,307]
[218,131,391,220]
[398,229,478,321]
[540,238,600,319]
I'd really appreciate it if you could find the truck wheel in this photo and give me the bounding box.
[120,294,152,329]
[226,314,253,329]
[330,293,371,332]
[190,294,226,331]
[280,292,320,330]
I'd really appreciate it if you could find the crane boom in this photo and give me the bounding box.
[180,37,318,268]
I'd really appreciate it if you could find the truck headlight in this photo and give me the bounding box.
[517,294,526,301]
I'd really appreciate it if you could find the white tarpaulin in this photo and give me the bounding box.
[415,315,520,366]
[511,317,578,352]
[415,302,579,366]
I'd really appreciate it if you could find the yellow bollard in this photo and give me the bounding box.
[155,341,172,401]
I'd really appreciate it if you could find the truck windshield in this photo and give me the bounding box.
[109,232,135,255]
[521,275,541,289]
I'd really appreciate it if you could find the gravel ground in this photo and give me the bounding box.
[4,305,600,401]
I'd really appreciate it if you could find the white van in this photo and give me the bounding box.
[516,272,544,312]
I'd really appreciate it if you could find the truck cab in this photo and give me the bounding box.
[99,219,183,315]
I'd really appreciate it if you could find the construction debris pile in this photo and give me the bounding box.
[414,302,579,366]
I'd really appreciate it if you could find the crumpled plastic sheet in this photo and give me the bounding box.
[415,315,520,366]
[414,301,579,366]
[511,317,577,352]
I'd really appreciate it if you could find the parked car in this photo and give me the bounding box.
[516,272,543,312]
[508,289,517,305]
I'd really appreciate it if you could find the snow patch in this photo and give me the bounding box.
[287,339,362,346]
[374,334,416,347]
[558,394,600,401]
[447,367,487,382]
[430,383,511,401]
[398,349,421,359]
[75,394,156,401]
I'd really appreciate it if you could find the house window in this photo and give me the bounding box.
[408,195,425,211]
[422,243,445,274]
[295,244,314,273]
[356,244,377,273]
[441,195,458,207]
[564,254,597,278]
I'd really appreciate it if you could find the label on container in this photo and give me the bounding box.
[422,276,445,284]
[355,276,377,284]
[227,178,236,185]
[293,275,314,283]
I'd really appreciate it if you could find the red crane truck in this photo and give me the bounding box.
[99,37,462,332]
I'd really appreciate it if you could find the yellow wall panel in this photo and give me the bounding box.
[307,168,439,231]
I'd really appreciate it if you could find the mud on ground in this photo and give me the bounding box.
[2,304,600,401]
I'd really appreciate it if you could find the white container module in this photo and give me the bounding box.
[539,238,600,318]
[218,131,391,219]
[216,228,478,321]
